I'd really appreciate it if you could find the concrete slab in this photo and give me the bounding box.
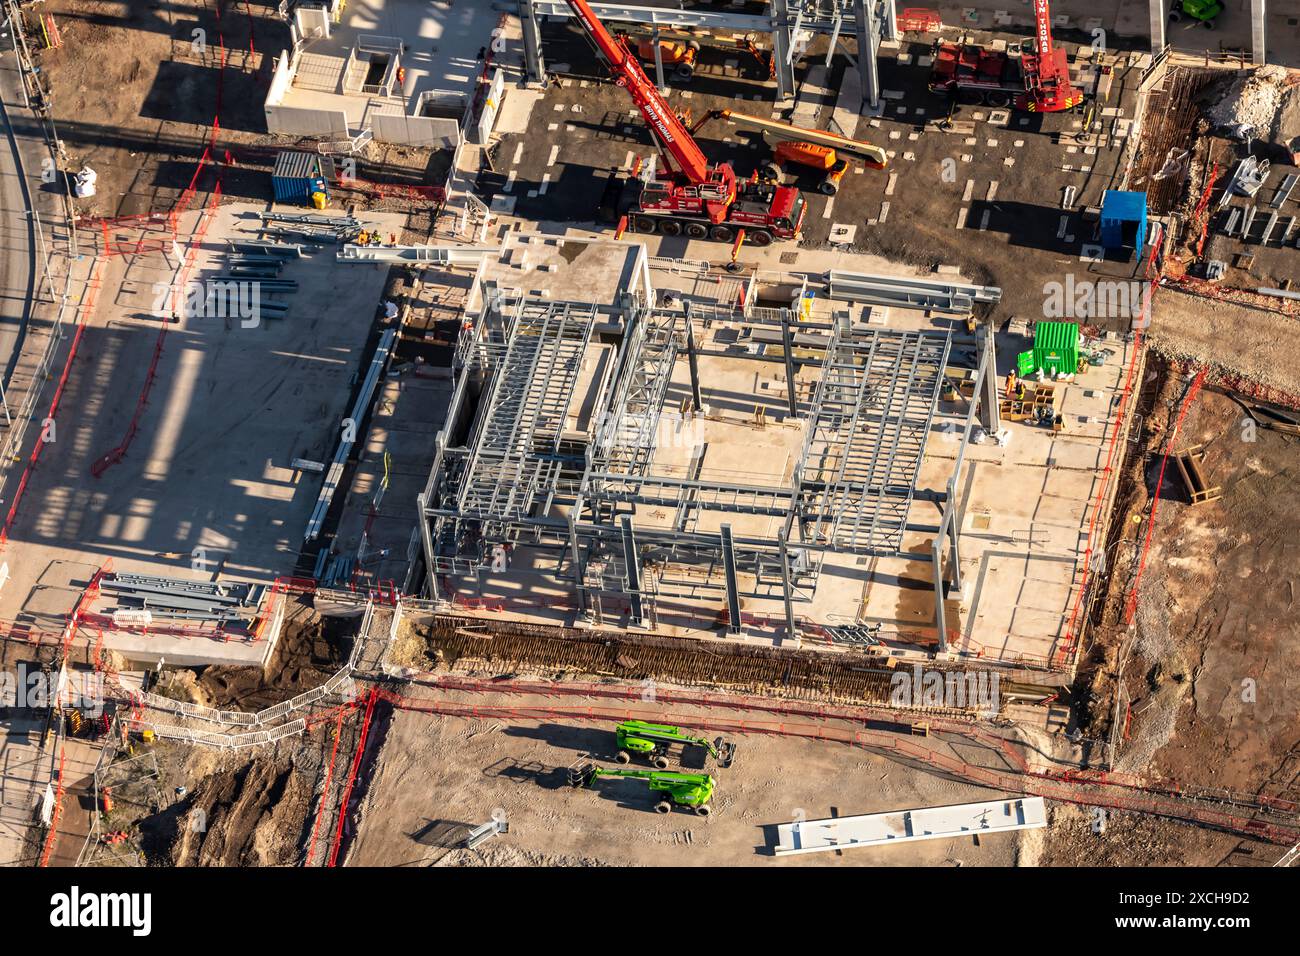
[0,202,404,665]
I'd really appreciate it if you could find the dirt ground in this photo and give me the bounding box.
[1076,368,1300,803]
[31,1,444,233]
[189,601,353,712]
[1121,388,1300,795]
[1037,804,1251,867]
[347,702,1025,868]
[134,737,319,866]
[1147,288,1300,398]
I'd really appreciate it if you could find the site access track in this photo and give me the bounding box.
[382,676,1300,847]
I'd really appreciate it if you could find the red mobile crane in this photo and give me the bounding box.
[929,0,1081,112]
[565,0,805,245]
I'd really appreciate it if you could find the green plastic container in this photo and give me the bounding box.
[1033,322,1079,376]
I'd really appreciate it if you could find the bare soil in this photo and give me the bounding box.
[192,601,353,711]
[1038,804,1251,867]
[1076,371,1300,803]
[138,738,319,866]
[348,693,1024,868]
[31,1,443,236]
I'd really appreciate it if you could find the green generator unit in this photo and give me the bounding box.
[1018,322,1079,377]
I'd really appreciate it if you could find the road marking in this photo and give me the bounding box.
[885,172,897,196]
[962,179,975,202]
[547,145,560,167]
[879,201,890,224]
[956,207,968,229]
[822,196,835,219]
[512,142,524,165]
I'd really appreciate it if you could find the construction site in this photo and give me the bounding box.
[0,0,1295,890]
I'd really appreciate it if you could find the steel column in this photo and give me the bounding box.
[854,0,879,110]
[1251,0,1267,66]
[720,523,744,636]
[945,477,962,592]
[651,28,667,92]
[684,303,702,411]
[780,307,797,416]
[932,538,947,652]
[880,0,898,42]
[568,505,587,617]
[771,0,796,101]
[520,0,547,84]
[620,516,646,626]
[417,493,439,601]
[778,531,798,643]
[1147,0,1165,54]
[978,320,1000,433]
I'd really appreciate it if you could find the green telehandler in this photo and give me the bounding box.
[613,720,736,769]
[1168,0,1223,29]
[568,759,717,816]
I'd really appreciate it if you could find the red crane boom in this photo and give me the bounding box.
[566,0,716,186]
[561,0,805,245]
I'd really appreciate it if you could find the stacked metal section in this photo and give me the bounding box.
[102,573,265,624]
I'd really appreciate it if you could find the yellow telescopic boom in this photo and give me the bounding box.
[698,109,887,168]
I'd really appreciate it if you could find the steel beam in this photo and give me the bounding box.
[1148,0,1165,54]
[854,0,879,110]
[520,0,547,83]
[720,523,744,636]
[978,320,1000,433]
[526,1,889,37]
[827,270,1002,314]
[620,516,646,626]
[1251,0,1267,66]
[771,0,796,101]
[337,245,494,265]
[651,27,667,92]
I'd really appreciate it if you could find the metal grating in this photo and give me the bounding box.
[457,297,598,522]
[796,325,950,554]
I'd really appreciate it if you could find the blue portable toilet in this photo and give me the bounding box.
[1099,190,1147,258]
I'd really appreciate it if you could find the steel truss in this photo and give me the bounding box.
[423,284,994,648]
[796,323,950,554]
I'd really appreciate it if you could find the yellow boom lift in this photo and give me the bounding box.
[690,109,887,195]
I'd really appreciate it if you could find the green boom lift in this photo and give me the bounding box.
[569,759,717,816]
[1168,1,1223,29]
[613,720,736,769]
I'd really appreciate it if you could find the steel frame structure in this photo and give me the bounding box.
[420,277,998,650]
[520,0,897,107]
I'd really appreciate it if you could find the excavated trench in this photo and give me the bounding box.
[407,614,1047,718]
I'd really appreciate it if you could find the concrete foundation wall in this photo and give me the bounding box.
[267,103,350,138]
[372,110,460,148]
[266,49,294,108]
